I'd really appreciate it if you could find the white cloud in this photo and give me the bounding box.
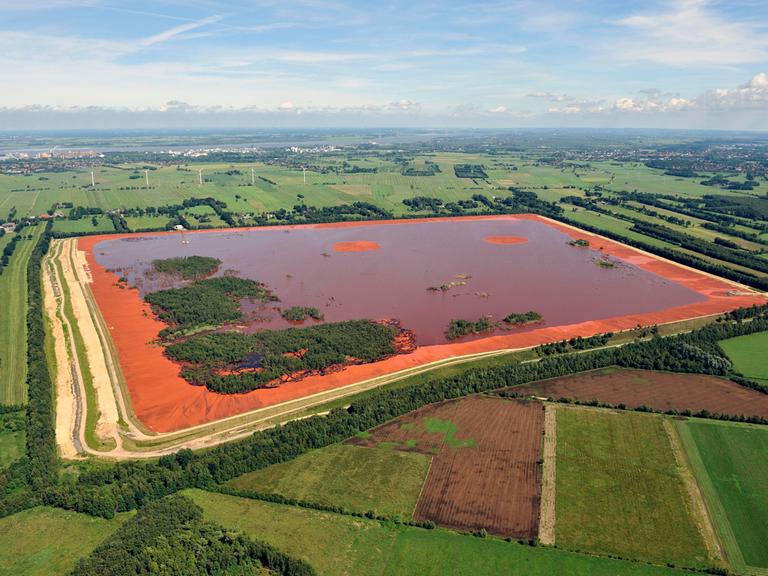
[487,105,508,114]
[697,72,768,109]
[140,15,223,47]
[546,73,766,116]
[612,0,768,66]
[528,92,573,102]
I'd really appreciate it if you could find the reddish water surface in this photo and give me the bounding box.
[80,215,765,432]
[92,218,704,346]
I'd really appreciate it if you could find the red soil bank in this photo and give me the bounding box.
[484,235,528,245]
[332,240,380,252]
[79,215,766,433]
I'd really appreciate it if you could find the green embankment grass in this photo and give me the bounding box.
[555,408,711,569]
[718,331,768,385]
[226,443,431,519]
[0,507,127,576]
[0,224,44,405]
[676,421,768,571]
[186,489,692,576]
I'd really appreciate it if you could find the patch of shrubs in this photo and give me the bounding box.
[152,255,221,279]
[281,306,324,322]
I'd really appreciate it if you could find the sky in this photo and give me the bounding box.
[0,0,766,131]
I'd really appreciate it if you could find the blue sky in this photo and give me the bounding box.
[0,0,766,130]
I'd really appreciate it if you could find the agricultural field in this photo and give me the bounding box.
[554,407,713,569]
[508,367,768,420]
[350,396,544,538]
[676,421,768,571]
[0,223,44,405]
[226,443,431,518]
[718,331,768,385]
[0,507,128,576]
[186,488,693,576]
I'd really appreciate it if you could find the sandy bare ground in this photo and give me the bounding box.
[663,420,724,567]
[538,403,557,545]
[44,245,80,458]
[58,240,122,450]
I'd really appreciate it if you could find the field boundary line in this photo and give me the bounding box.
[674,421,748,573]
[410,455,434,523]
[663,419,724,568]
[538,403,556,545]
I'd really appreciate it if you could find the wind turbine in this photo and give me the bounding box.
[144,170,149,187]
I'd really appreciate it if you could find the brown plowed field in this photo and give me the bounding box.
[349,396,544,538]
[508,367,768,420]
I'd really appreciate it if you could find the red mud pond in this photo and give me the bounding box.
[80,215,766,432]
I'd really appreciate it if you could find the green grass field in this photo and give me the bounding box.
[226,443,431,518]
[0,507,127,575]
[676,421,768,571]
[718,331,768,385]
[186,489,691,576]
[0,409,25,468]
[0,224,44,405]
[555,407,711,569]
[52,215,115,235]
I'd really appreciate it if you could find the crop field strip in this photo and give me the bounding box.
[507,367,768,420]
[225,443,432,519]
[675,421,768,575]
[0,224,44,405]
[350,396,544,538]
[537,404,557,545]
[554,407,713,570]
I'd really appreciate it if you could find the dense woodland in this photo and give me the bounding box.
[167,320,397,393]
[72,495,314,576]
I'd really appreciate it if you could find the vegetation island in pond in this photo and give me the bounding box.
[142,256,413,394]
[152,255,221,279]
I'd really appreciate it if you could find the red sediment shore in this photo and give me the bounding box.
[484,235,528,245]
[332,240,380,252]
[79,215,766,433]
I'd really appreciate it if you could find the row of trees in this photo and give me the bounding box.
[36,304,768,519]
[630,220,768,275]
[0,234,21,273]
